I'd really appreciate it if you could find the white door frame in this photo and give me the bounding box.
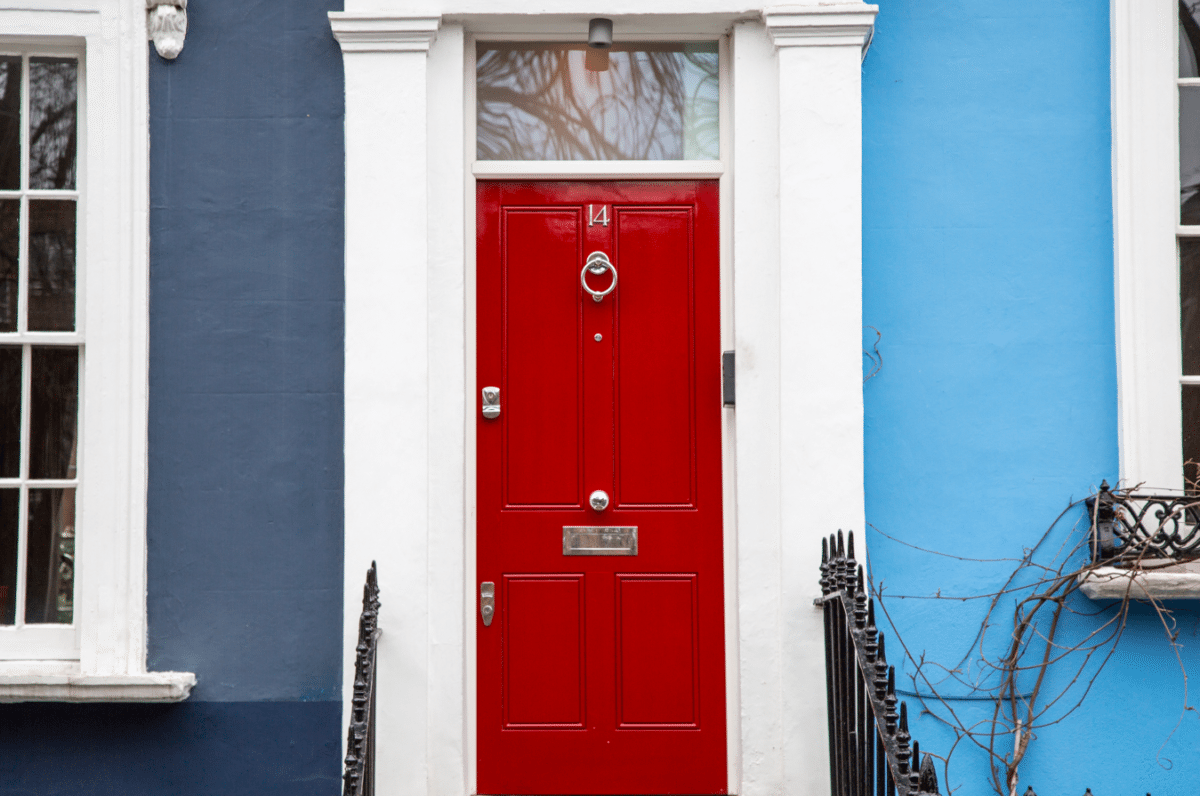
[330,5,876,795]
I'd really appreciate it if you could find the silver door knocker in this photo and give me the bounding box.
[581,252,617,303]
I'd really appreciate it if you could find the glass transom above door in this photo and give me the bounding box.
[476,42,719,161]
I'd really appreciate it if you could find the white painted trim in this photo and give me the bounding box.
[0,670,195,702]
[334,5,876,795]
[764,6,873,794]
[329,13,439,52]
[0,0,193,698]
[472,161,724,180]
[1112,0,1184,492]
[1080,565,1200,600]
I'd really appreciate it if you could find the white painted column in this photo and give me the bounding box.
[331,14,440,796]
[731,19,784,796]
[766,5,876,795]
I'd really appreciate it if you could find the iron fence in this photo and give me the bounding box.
[819,531,940,796]
[344,562,381,796]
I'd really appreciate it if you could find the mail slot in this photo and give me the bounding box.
[562,526,638,556]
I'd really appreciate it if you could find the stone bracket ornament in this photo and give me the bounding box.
[147,0,187,60]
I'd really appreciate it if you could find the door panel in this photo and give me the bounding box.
[503,575,586,727]
[616,574,699,727]
[478,181,724,795]
[502,209,583,507]
[615,208,696,507]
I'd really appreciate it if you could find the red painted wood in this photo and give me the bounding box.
[477,181,725,795]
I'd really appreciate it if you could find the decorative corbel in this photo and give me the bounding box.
[147,0,187,60]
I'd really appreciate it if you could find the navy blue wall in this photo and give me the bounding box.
[863,3,1200,794]
[1,1,345,792]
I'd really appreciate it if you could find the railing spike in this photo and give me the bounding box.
[884,666,899,735]
[909,740,922,791]
[918,752,940,794]
[847,530,855,562]
[837,529,845,557]
[896,701,912,775]
[874,633,889,699]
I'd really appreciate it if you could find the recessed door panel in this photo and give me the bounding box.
[503,575,585,727]
[478,181,724,795]
[616,574,699,727]
[503,209,582,507]
[615,208,696,507]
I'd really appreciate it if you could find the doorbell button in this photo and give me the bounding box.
[589,490,610,511]
[594,333,602,342]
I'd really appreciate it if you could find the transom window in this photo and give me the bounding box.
[0,53,78,629]
[476,42,719,161]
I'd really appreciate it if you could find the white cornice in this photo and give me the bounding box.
[329,13,440,53]
[763,4,877,50]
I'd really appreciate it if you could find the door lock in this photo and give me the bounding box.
[480,582,495,626]
[481,387,500,419]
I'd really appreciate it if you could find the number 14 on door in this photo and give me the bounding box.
[588,204,609,227]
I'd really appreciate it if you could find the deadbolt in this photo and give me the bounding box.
[589,490,610,512]
[481,387,500,419]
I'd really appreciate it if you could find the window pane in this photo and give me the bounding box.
[24,487,73,624]
[1182,88,1200,225]
[1186,385,1200,493]
[0,199,16,332]
[477,42,719,161]
[0,346,19,478]
[0,57,20,191]
[1183,240,1200,375]
[28,58,76,191]
[1184,3,1200,78]
[0,489,16,625]
[27,200,75,331]
[28,347,77,480]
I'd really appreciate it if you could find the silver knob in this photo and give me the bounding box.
[589,490,610,511]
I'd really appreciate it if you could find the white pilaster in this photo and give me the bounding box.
[765,5,876,795]
[331,13,440,796]
[731,20,784,796]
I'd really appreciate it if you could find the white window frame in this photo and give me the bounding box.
[1112,0,1189,493]
[0,1,192,701]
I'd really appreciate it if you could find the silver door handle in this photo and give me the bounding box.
[480,582,495,626]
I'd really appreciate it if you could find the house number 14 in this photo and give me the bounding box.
[588,204,609,227]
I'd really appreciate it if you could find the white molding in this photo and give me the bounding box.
[329,13,439,52]
[0,671,195,703]
[1112,0,1183,491]
[332,11,442,795]
[472,160,725,180]
[763,3,878,50]
[1080,565,1200,600]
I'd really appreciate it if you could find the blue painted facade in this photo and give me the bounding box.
[2,1,346,792]
[3,1,1194,794]
[863,3,1200,794]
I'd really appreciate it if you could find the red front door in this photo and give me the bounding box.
[476,181,726,795]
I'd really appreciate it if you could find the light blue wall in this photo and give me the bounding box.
[863,2,1199,793]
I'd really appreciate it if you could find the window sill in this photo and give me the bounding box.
[1079,564,1200,601]
[0,670,196,703]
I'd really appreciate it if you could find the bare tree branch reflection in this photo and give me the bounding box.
[477,43,718,161]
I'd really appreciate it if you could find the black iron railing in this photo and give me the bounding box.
[819,531,940,796]
[344,562,381,796]
[1086,481,1200,563]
